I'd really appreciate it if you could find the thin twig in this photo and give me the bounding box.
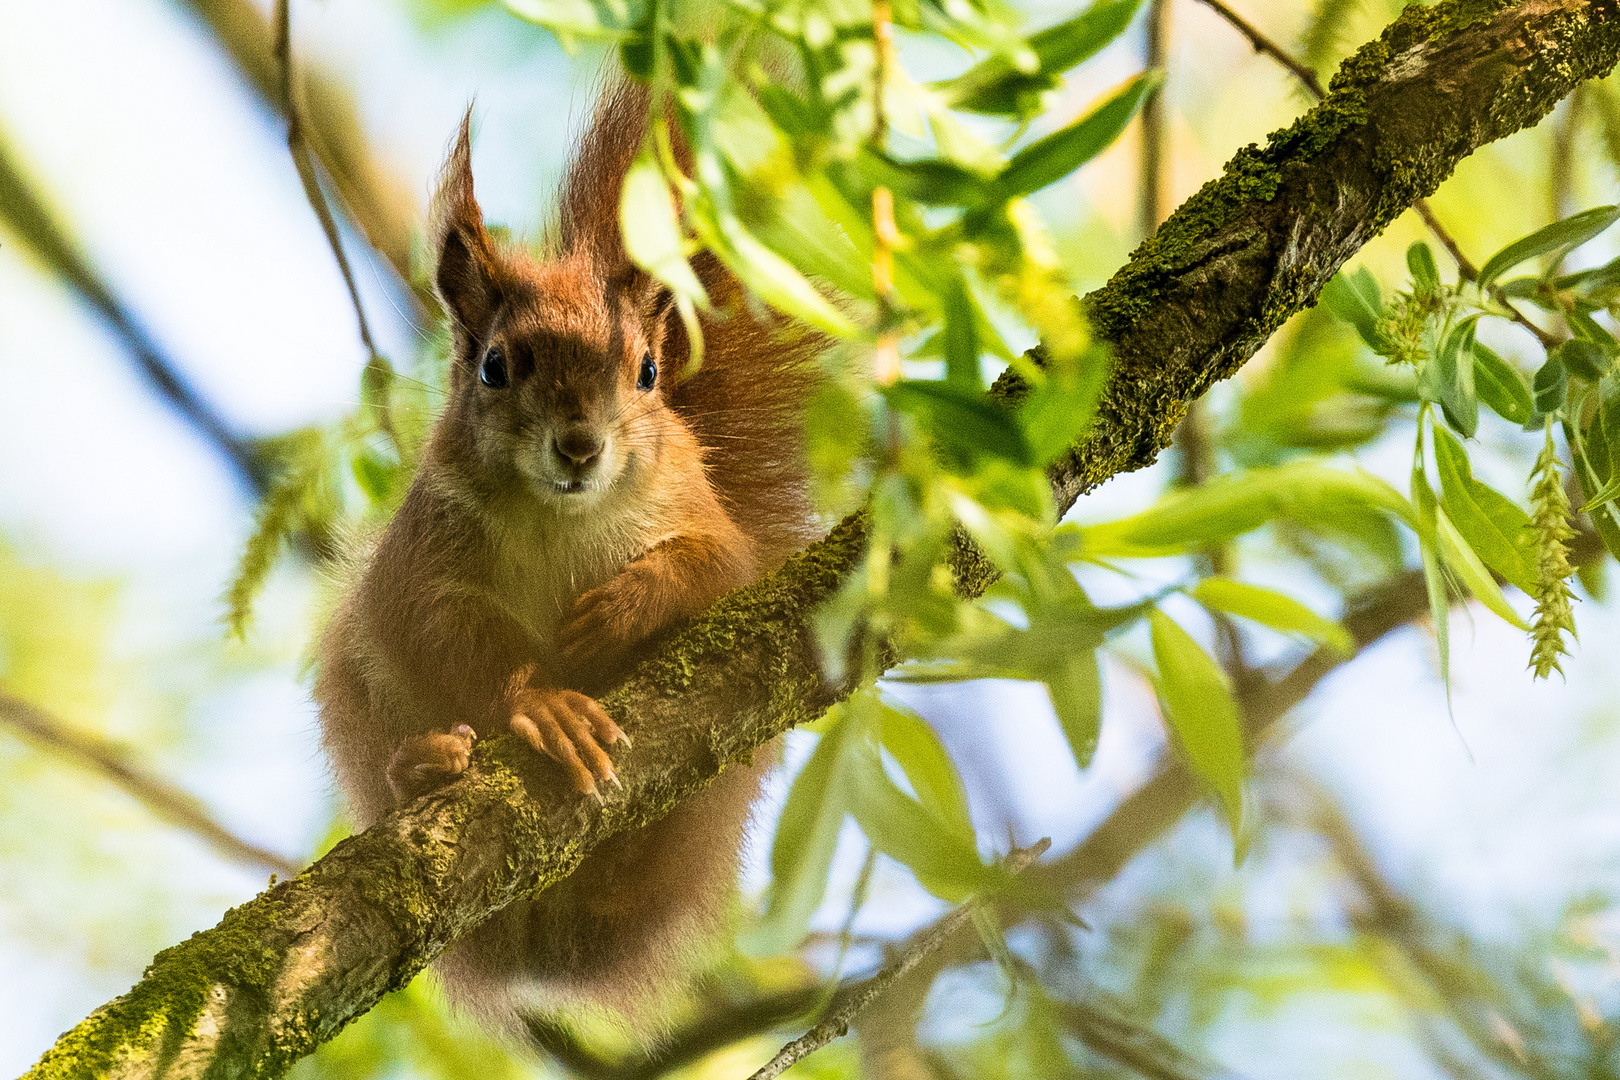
[0,692,301,878]
[1138,0,1170,239]
[0,132,267,495]
[1194,0,1558,349]
[525,984,823,1080]
[1057,998,1245,1080]
[746,839,1050,1080]
[1194,0,1323,97]
[273,0,379,361]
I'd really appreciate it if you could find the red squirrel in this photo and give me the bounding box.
[314,79,821,1030]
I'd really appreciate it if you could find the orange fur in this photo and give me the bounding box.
[314,78,822,1034]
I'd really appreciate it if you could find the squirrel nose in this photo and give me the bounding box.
[555,427,605,469]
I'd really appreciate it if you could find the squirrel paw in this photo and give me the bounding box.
[387,724,477,803]
[557,567,662,673]
[507,686,630,802]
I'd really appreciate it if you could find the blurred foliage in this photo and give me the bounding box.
[12,0,1620,1077]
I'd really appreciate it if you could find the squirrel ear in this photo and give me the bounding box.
[430,110,503,343]
[556,79,649,267]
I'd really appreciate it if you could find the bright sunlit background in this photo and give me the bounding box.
[4,1,1620,1077]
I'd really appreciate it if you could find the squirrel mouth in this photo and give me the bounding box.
[551,479,589,494]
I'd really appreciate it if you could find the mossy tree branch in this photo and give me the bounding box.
[24,2,1620,1077]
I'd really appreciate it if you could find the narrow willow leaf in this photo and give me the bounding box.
[504,0,645,36]
[1078,462,1413,558]
[1472,341,1533,425]
[1478,205,1620,291]
[877,702,975,843]
[1412,470,1452,702]
[942,0,1145,116]
[846,745,989,902]
[748,715,853,953]
[620,151,709,307]
[722,219,858,337]
[1435,505,1529,629]
[1532,354,1569,418]
[1321,268,1382,348]
[994,74,1160,199]
[1041,647,1102,767]
[1407,241,1440,294]
[1019,344,1108,465]
[1430,426,1535,592]
[1557,338,1610,381]
[1433,315,1480,437]
[884,380,1033,467]
[1190,578,1354,656]
[942,274,983,390]
[1148,609,1244,839]
[1569,419,1620,560]
[866,151,993,208]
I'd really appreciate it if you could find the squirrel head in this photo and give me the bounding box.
[428,108,685,516]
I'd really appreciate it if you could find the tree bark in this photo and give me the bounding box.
[25,1,1620,1076]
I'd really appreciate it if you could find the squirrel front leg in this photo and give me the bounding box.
[557,532,756,688]
[370,589,627,804]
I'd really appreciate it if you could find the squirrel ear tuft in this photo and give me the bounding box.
[430,109,503,343]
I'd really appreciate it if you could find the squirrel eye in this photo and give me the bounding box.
[480,347,508,389]
[637,353,657,391]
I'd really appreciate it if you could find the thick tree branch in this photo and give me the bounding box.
[0,693,300,879]
[25,3,1620,1077]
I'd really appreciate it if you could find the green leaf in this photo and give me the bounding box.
[1321,268,1382,349]
[1570,418,1620,561]
[846,744,989,901]
[1149,609,1244,839]
[1077,462,1413,558]
[994,74,1161,199]
[350,448,396,504]
[942,274,983,390]
[747,714,854,953]
[1533,354,1569,418]
[1435,505,1528,629]
[866,152,993,208]
[1041,646,1102,768]
[1411,468,1451,703]
[883,380,1033,467]
[1430,425,1535,592]
[1472,341,1533,425]
[1407,241,1440,294]
[620,151,709,308]
[1190,578,1354,656]
[1431,315,1480,437]
[941,0,1146,116]
[876,702,975,842]
[1018,344,1109,465]
[1557,338,1610,381]
[1477,204,1620,290]
[503,0,645,36]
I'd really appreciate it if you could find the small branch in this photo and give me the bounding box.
[746,840,1049,1080]
[525,984,823,1080]
[1412,198,1480,282]
[1138,0,1170,239]
[272,0,380,362]
[0,692,300,879]
[176,0,429,316]
[0,131,267,496]
[1194,0,1323,98]
[1057,998,1244,1080]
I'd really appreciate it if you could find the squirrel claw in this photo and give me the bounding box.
[388,724,478,803]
